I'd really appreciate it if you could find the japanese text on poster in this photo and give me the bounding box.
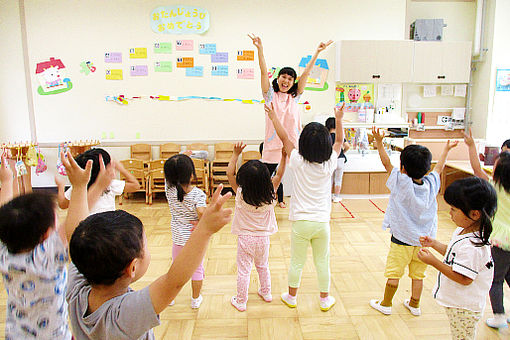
[150,5,209,34]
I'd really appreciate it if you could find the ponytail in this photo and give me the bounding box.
[175,181,185,202]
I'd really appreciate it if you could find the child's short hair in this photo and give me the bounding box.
[494,151,510,193]
[298,122,332,163]
[325,117,335,131]
[400,145,432,179]
[272,67,298,97]
[236,160,274,207]
[164,154,196,202]
[501,139,510,150]
[74,148,111,189]
[444,177,497,246]
[70,210,144,285]
[0,193,56,253]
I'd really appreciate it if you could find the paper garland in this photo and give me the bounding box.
[105,95,310,106]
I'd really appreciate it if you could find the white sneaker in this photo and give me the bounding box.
[332,195,342,203]
[231,296,247,312]
[320,296,336,311]
[403,299,421,316]
[369,299,391,315]
[281,292,297,308]
[258,290,272,302]
[191,295,203,309]
[486,314,508,329]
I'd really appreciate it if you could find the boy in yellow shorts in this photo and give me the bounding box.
[369,128,457,316]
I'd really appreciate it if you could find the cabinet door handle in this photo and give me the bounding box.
[372,75,381,79]
[437,75,446,79]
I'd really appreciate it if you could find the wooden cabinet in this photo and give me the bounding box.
[336,40,413,83]
[341,173,370,194]
[412,41,472,83]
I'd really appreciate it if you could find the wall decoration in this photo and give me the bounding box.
[155,61,172,72]
[130,65,148,76]
[236,50,254,61]
[298,55,329,91]
[496,69,510,91]
[199,43,216,55]
[105,69,123,80]
[176,40,194,51]
[176,57,194,68]
[185,66,204,77]
[211,52,228,63]
[79,61,96,75]
[236,68,254,79]
[335,83,374,113]
[105,52,122,63]
[129,48,147,59]
[150,5,209,34]
[211,65,228,76]
[35,57,72,95]
[154,42,172,54]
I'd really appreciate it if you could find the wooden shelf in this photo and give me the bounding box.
[344,122,409,129]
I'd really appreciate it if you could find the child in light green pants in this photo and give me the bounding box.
[265,102,345,311]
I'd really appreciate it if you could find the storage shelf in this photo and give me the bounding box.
[344,122,409,129]
[410,125,465,130]
[405,108,464,112]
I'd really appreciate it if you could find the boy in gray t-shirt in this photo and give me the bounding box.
[65,185,232,339]
[369,128,458,317]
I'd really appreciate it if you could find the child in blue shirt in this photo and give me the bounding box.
[369,128,458,316]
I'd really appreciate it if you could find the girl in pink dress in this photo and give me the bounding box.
[248,34,332,208]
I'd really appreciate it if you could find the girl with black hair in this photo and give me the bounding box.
[418,177,497,340]
[164,154,207,309]
[226,142,286,312]
[464,129,510,329]
[248,33,332,208]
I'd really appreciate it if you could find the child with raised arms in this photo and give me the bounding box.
[227,142,286,311]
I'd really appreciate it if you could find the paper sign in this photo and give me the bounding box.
[211,52,228,63]
[106,69,123,80]
[155,61,172,72]
[441,85,454,96]
[105,52,122,63]
[237,50,254,61]
[154,42,172,54]
[423,85,437,98]
[211,65,228,76]
[176,40,193,51]
[199,43,216,55]
[454,84,467,97]
[150,5,210,35]
[136,132,141,139]
[185,66,204,77]
[129,48,147,59]
[176,57,194,68]
[130,65,148,76]
[236,68,254,79]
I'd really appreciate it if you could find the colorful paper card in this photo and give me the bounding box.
[199,43,216,55]
[236,68,254,79]
[130,65,148,76]
[154,42,172,54]
[106,69,123,80]
[105,52,122,63]
[176,40,193,51]
[155,61,172,72]
[335,83,374,112]
[129,48,147,59]
[35,57,73,95]
[150,5,210,35]
[211,65,228,76]
[185,66,204,77]
[211,52,228,63]
[176,57,194,68]
[237,50,254,61]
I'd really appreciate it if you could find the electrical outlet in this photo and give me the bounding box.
[437,115,452,125]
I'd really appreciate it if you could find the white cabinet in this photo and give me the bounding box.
[412,41,472,83]
[336,40,413,83]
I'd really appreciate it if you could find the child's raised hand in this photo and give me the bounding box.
[264,103,276,120]
[248,33,262,49]
[445,140,459,151]
[61,151,92,188]
[419,236,435,247]
[233,142,246,156]
[334,103,345,120]
[316,40,333,53]
[371,127,385,143]
[196,184,232,236]
[0,156,13,183]
[281,147,287,159]
[54,174,65,188]
[462,128,475,147]
[94,154,115,191]
[417,248,437,265]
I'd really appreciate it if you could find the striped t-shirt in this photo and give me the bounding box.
[165,184,207,246]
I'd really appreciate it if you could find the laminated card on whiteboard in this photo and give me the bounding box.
[199,43,216,55]
[176,40,194,51]
[237,50,254,61]
[154,42,172,54]
[176,57,194,68]
[211,52,228,63]
[211,65,228,76]
[105,52,122,63]
[237,68,254,79]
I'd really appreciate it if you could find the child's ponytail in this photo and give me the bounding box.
[175,181,185,202]
[164,154,196,202]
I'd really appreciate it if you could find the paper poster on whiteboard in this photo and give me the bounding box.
[335,83,374,112]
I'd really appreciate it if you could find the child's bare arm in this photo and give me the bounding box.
[196,206,205,219]
[419,236,447,256]
[114,160,140,193]
[463,129,489,180]
[55,175,70,209]
[332,104,345,155]
[265,103,295,156]
[272,148,287,190]
[372,127,393,173]
[149,185,232,314]
[417,248,473,285]
[227,142,246,193]
[0,156,13,205]
[434,140,459,175]
[86,157,116,209]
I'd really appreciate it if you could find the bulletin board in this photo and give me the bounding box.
[16,0,407,143]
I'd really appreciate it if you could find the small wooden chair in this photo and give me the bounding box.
[160,143,181,159]
[120,159,144,170]
[242,150,261,164]
[147,159,166,171]
[211,143,234,193]
[188,143,208,151]
[147,168,166,205]
[118,169,147,205]
[191,158,210,196]
[130,143,152,162]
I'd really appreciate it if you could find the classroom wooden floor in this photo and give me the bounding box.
[1,194,509,339]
